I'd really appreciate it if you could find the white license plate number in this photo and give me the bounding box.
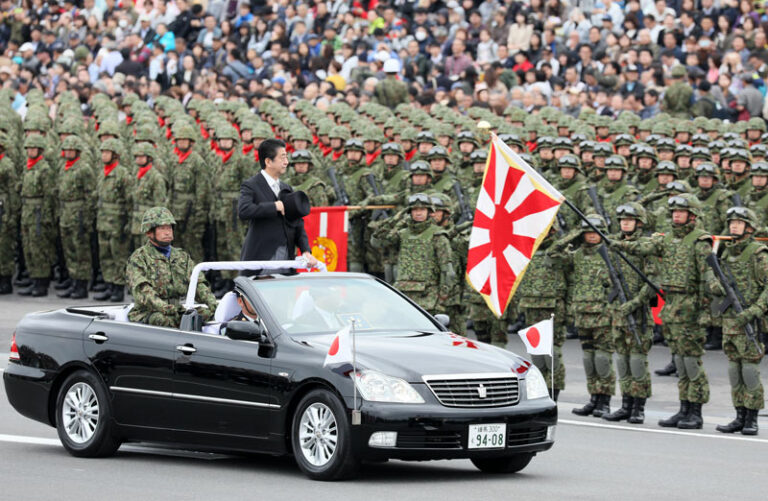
[468,423,506,449]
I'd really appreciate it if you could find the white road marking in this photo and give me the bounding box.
[559,419,768,444]
[0,434,232,459]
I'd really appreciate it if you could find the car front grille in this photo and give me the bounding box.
[423,374,520,408]
[507,427,548,447]
[396,431,462,449]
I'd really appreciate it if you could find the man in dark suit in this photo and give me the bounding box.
[238,139,318,273]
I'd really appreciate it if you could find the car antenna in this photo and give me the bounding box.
[351,319,361,426]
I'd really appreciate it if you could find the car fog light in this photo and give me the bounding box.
[546,425,556,441]
[368,431,398,448]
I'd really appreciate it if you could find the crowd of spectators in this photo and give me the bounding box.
[3,0,768,121]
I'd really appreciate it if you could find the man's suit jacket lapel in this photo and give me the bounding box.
[255,172,277,201]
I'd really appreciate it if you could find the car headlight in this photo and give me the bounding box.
[525,364,550,400]
[353,370,425,404]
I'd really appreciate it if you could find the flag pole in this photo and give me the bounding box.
[351,319,361,426]
[549,313,555,401]
[563,199,664,297]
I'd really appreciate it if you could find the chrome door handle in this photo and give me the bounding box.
[176,345,197,354]
[88,333,109,343]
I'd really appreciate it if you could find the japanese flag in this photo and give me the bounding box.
[323,325,354,375]
[517,319,553,356]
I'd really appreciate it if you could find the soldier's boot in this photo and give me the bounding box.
[566,325,578,340]
[659,401,690,427]
[30,279,49,298]
[550,389,560,401]
[677,402,703,429]
[716,407,746,433]
[628,398,646,424]
[592,395,611,418]
[654,357,677,376]
[0,276,12,295]
[69,280,89,300]
[17,279,37,296]
[109,285,124,303]
[704,327,722,350]
[572,395,598,416]
[741,409,759,435]
[603,395,633,422]
[53,277,72,291]
[91,272,106,292]
[56,281,75,298]
[14,269,31,287]
[652,325,664,344]
[93,283,113,301]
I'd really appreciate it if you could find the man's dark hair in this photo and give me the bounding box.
[258,138,286,170]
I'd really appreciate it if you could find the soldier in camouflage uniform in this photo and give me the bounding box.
[56,136,96,300]
[169,125,211,263]
[747,162,768,226]
[632,144,659,195]
[694,162,732,234]
[376,143,410,195]
[712,207,766,435]
[662,65,693,119]
[515,224,568,400]
[599,155,640,234]
[94,138,133,303]
[130,143,168,251]
[553,154,592,232]
[727,149,753,203]
[554,215,615,417]
[371,193,454,314]
[338,138,378,272]
[429,193,466,335]
[0,133,19,294]
[127,207,217,327]
[18,134,57,297]
[640,161,679,212]
[602,203,655,424]
[373,60,409,108]
[290,150,334,207]
[426,145,457,201]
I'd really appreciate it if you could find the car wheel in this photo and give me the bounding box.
[471,453,534,474]
[55,370,120,458]
[291,389,360,481]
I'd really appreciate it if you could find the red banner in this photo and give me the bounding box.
[303,207,349,271]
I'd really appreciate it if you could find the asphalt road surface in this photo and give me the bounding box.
[0,296,765,500]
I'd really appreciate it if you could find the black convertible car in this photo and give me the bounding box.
[4,269,557,480]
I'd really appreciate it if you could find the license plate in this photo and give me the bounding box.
[468,423,506,449]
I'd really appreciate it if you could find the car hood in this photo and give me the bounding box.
[291,330,531,382]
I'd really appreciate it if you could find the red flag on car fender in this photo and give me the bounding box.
[303,207,349,271]
[323,325,353,375]
[466,134,565,318]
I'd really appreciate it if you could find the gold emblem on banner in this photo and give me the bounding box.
[312,236,338,271]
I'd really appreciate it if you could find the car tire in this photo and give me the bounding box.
[471,453,534,474]
[55,370,121,458]
[291,389,360,481]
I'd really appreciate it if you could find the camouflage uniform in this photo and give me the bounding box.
[130,143,168,249]
[290,149,333,207]
[429,193,466,335]
[553,155,592,232]
[127,207,217,327]
[662,66,694,119]
[0,134,19,292]
[373,75,409,109]
[57,136,97,296]
[694,163,732,234]
[714,208,766,435]
[96,139,133,298]
[599,155,640,235]
[747,162,768,226]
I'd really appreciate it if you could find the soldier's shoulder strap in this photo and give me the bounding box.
[736,241,768,265]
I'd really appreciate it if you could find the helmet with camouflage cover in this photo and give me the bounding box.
[291,149,313,164]
[708,140,725,152]
[24,134,47,149]
[291,126,313,142]
[429,192,452,214]
[593,142,613,157]
[253,123,273,140]
[427,145,450,160]
[132,142,156,159]
[174,125,197,141]
[747,117,767,132]
[725,206,759,229]
[690,147,712,161]
[56,118,83,136]
[751,161,768,177]
[750,143,768,155]
[580,213,607,231]
[552,137,574,152]
[691,133,710,147]
[344,138,365,152]
[665,180,690,194]
[400,127,418,142]
[616,202,647,225]
[614,134,635,147]
[651,123,672,137]
[141,206,176,233]
[558,154,583,173]
[537,136,554,149]
[730,148,752,164]
[675,144,693,158]
[410,160,434,178]
[23,115,49,133]
[364,127,386,144]
[407,193,433,212]
[60,135,84,152]
[655,137,677,152]
[655,160,677,175]
[329,125,350,141]
[500,133,524,150]
[470,149,488,164]
[215,124,239,140]
[100,138,123,156]
[695,162,720,179]
[457,130,479,147]
[381,142,404,158]
[416,130,437,145]
[667,192,702,216]
[579,140,595,152]
[98,120,121,138]
[134,126,158,143]
[605,155,628,170]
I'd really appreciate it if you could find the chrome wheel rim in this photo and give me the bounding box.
[298,402,338,467]
[62,382,100,444]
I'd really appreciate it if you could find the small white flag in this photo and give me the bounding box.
[517,319,553,356]
[323,325,354,375]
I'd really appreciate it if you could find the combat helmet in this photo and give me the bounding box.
[291,149,313,164]
[429,192,452,214]
[667,193,702,216]
[60,135,83,152]
[407,193,433,212]
[24,134,47,149]
[616,202,647,225]
[381,142,404,158]
[725,206,759,230]
[141,206,176,233]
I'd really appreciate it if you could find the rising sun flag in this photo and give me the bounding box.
[466,134,565,318]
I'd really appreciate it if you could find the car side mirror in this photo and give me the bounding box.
[226,320,267,342]
[434,314,450,329]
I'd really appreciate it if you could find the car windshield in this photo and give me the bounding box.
[251,277,438,335]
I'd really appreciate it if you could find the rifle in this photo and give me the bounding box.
[732,192,743,207]
[555,211,567,235]
[365,173,389,221]
[598,244,642,346]
[453,181,474,225]
[327,167,350,206]
[587,186,612,230]
[706,249,761,352]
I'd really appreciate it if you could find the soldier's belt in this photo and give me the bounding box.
[60,199,88,208]
[99,201,126,210]
[219,191,241,198]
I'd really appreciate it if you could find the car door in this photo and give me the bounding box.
[171,327,278,443]
[84,318,178,430]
